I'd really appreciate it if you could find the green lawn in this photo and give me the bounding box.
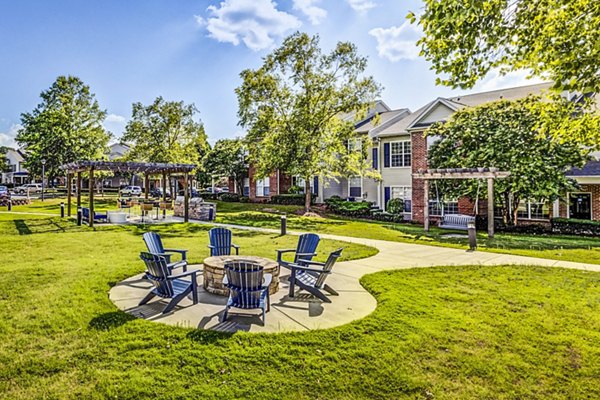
[212,201,600,265]
[1,212,599,398]
[6,198,600,264]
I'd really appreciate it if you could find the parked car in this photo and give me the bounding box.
[120,186,142,196]
[220,187,230,193]
[15,183,42,194]
[150,187,171,198]
[178,188,200,198]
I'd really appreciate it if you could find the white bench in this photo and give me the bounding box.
[438,214,475,230]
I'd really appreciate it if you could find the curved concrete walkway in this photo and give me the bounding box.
[109,223,600,333]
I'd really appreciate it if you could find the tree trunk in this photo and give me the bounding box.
[304,177,312,212]
[512,198,520,226]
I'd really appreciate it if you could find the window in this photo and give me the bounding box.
[348,177,362,198]
[428,197,458,216]
[243,178,250,196]
[390,141,411,167]
[255,177,270,197]
[518,200,550,220]
[292,177,314,194]
[391,186,412,212]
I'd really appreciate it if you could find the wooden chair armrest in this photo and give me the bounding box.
[297,259,325,266]
[169,270,198,280]
[289,264,329,274]
[262,273,272,288]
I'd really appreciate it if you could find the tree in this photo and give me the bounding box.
[16,76,111,182]
[0,147,9,173]
[410,0,600,93]
[121,97,208,165]
[427,96,592,224]
[236,32,381,211]
[410,0,600,147]
[203,139,248,194]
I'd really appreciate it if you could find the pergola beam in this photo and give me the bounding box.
[414,168,510,238]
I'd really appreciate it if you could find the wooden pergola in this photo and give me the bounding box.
[61,161,196,226]
[413,168,511,238]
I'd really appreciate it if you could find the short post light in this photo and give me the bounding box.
[281,213,287,236]
[41,159,46,202]
[467,220,477,251]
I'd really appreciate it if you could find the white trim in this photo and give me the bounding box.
[388,140,411,168]
[405,98,460,131]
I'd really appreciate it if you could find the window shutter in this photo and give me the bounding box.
[313,176,319,196]
[372,148,378,170]
[384,187,391,209]
[383,143,390,168]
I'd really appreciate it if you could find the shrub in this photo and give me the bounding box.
[386,198,404,215]
[239,196,250,203]
[287,185,303,194]
[326,198,372,217]
[219,193,241,202]
[270,194,307,205]
[552,218,600,237]
[199,192,218,200]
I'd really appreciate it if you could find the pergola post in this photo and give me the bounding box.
[487,178,494,238]
[162,171,167,218]
[76,172,82,210]
[66,172,72,216]
[423,179,430,232]
[144,173,149,200]
[89,167,95,227]
[183,172,189,222]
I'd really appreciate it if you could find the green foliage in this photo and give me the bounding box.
[236,32,381,210]
[0,146,9,173]
[270,194,307,205]
[427,96,590,224]
[287,185,303,194]
[386,198,404,215]
[411,0,600,94]
[16,75,111,180]
[552,218,600,237]
[203,138,247,193]
[411,0,600,147]
[121,97,208,166]
[218,193,241,202]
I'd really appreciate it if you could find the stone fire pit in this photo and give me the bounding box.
[203,255,280,296]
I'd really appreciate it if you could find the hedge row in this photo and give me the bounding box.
[551,218,600,237]
[270,194,313,206]
[325,196,404,222]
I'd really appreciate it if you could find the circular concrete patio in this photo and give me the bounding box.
[109,224,600,333]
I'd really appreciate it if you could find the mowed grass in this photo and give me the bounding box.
[0,213,599,398]
[212,202,600,265]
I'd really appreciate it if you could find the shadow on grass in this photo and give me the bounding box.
[186,328,233,344]
[89,311,137,331]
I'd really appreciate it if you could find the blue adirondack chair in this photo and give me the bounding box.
[142,232,188,272]
[276,233,320,269]
[222,259,271,325]
[288,248,343,303]
[138,252,198,314]
[208,227,240,256]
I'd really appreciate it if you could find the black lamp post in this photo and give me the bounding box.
[41,159,46,202]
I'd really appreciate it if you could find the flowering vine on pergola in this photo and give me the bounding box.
[412,167,511,238]
[60,161,197,226]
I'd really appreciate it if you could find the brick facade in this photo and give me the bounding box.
[411,130,428,223]
[558,184,600,220]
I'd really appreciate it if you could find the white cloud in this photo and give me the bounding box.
[0,124,22,148]
[103,114,127,137]
[201,0,302,51]
[293,0,327,25]
[477,69,546,92]
[346,0,376,14]
[369,22,421,62]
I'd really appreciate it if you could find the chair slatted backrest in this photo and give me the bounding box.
[224,260,264,308]
[82,207,90,219]
[295,233,320,263]
[139,252,173,297]
[209,228,233,256]
[143,232,164,255]
[314,248,343,288]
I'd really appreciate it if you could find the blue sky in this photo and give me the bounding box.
[0,0,540,147]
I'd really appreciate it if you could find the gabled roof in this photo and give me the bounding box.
[353,108,410,135]
[566,161,600,177]
[374,82,554,138]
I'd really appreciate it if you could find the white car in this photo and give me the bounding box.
[15,183,43,194]
[120,186,142,196]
